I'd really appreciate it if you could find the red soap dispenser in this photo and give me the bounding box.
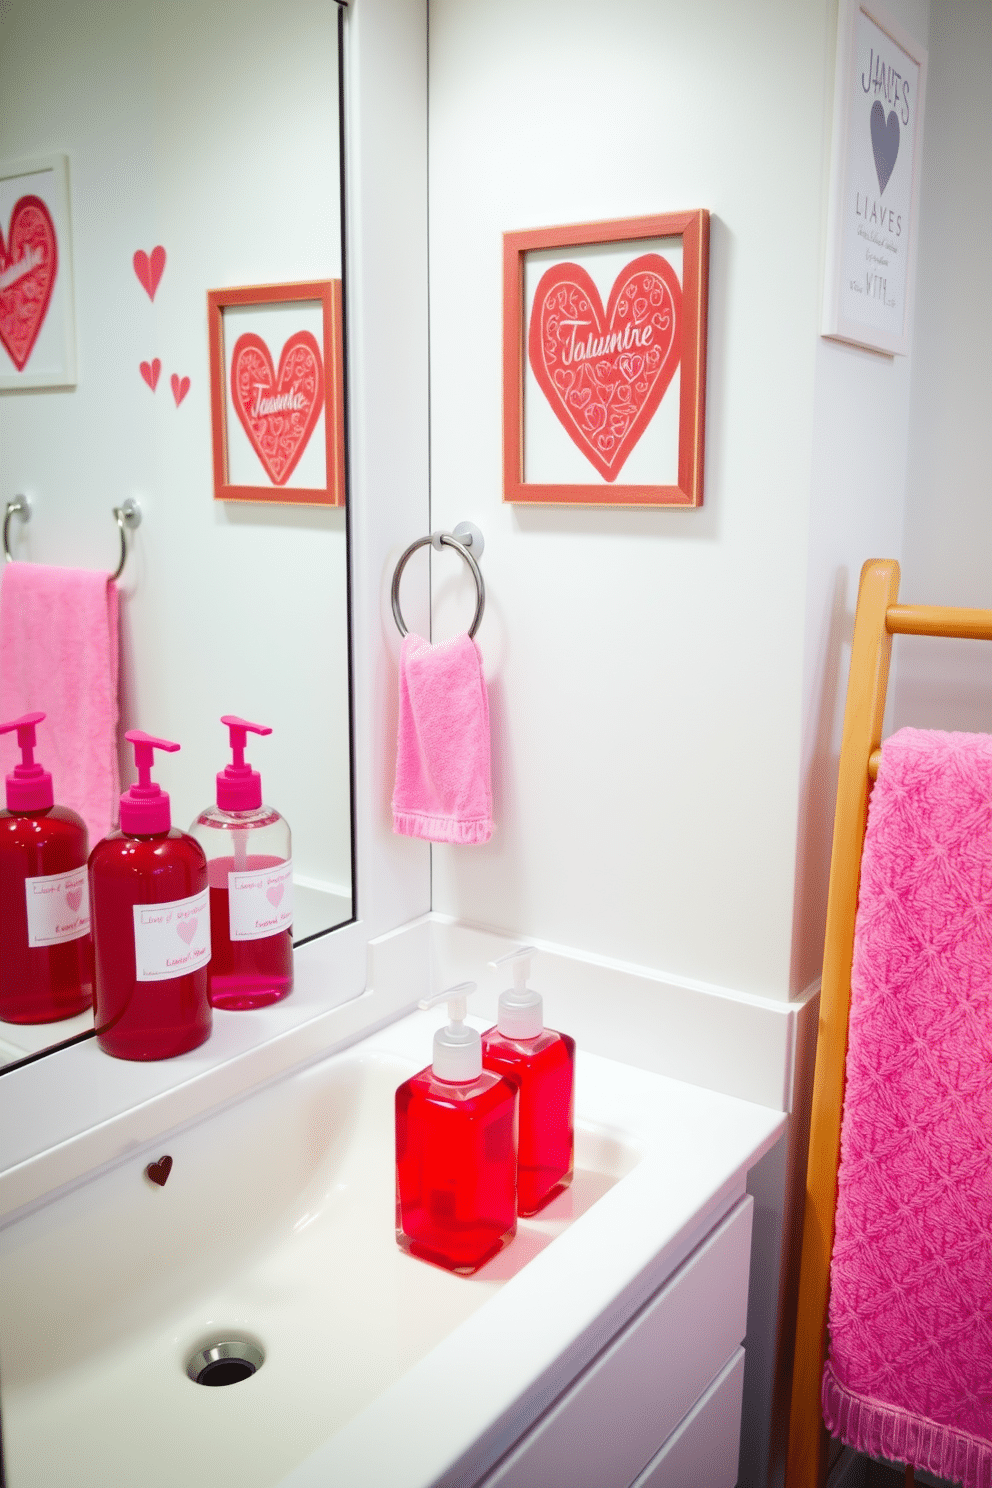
[189,716,293,1010]
[0,712,92,1024]
[89,731,211,1060]
[481,946,575,1215]
[396,982,518,1275]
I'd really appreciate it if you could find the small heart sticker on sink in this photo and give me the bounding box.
[146,1156,173,1187]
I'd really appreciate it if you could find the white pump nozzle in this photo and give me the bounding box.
[418,982,481,1082]
[489,946,544,1040]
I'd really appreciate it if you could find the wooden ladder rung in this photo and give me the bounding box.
[886,604,992,641]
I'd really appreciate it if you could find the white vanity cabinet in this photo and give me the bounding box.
[479,1197,752,1488]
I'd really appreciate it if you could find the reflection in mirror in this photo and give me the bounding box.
[0,0,352,1070]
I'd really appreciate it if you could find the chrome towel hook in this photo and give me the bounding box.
[3,494,142,580]
[391,521,486,639]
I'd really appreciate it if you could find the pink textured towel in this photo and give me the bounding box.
[0,562,120,846]
[392,631,493,845]
[823,728,992,1487]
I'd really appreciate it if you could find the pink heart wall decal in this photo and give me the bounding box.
[230,330,324,485]
[177,918,197,945]
[528,253,682,483]
[171,373,190,406]
[0,195,59,372]
[140,358,161,391]
[133,246,166,301]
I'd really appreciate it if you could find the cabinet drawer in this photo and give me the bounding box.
[632,1347,745,1488]
[480,1195,753,1488]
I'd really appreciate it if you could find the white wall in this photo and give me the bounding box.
[892,0,992,731]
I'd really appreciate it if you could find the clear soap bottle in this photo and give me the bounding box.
[189,716,293,1010]
[0,711,92,1023]
[89,731,211,1060]
[481,946,575,1215]
[395,983,518,1275]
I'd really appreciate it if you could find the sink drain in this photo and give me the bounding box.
[186,1340,264,1387]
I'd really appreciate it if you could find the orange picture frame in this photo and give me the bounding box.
[503,211,709,507]
[207,279,346,506]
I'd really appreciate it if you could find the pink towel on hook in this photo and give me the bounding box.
[823,728,992,1488]
[0,562,120,846]
[392,631,493,845]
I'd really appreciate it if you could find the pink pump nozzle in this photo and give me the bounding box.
[0,711,54,811]
[217,715,271,811]
[119,729,180,835]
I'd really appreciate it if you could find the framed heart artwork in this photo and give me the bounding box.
[821,0,927,356]
[0,154,77,391]
[503,211,709,507]
[207,280,345,505]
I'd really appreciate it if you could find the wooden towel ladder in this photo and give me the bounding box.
[785,558,992,1488]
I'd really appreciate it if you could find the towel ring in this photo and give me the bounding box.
[391,524,486,639]
[3,495,141,581]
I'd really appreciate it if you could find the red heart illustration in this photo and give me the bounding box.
[140,358,161,391]
[146,1155,173,1187]
[65,886,83,912]
[171,372,190,406]
[133,246,166,301]
[528,253,682,482]
[230,331,324,486]
[0,196,58,372]
[177,918,197,945]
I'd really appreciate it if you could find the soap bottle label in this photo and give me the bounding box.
[227,858,294,941]
[24,866,90,947]
[132,888,211,981]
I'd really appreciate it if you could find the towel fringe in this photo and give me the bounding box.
[392,809,493,845]
[823,1364,992,1488]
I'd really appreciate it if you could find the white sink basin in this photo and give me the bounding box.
[0,1011,783,1488]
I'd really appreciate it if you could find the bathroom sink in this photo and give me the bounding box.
[0,1011,783,1488]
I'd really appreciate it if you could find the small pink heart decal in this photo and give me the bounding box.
[133,246,166,301]
[171,373,190,407]
[139,358,161,391]
[65,886,83,912]
[146,1155,173,1187]
[177,918,197,945]
[266,883,285,907]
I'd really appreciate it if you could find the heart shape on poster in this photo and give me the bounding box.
[266,883,285,908]
[230,331,324,486]
[65,886,83,912]
[140,358,161,391]
[171,373,190,406]
[870,101,900,196]
[146,1156,173,1187]
[0,195,58,372]
[133,246,166,301]
[528,253,682,483]
[177,918,197,945]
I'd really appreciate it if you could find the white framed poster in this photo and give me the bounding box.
[821,0,927,357]
[0,154,77,390]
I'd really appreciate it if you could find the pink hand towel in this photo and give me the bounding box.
[0,562,120,846]
[823,727,992,1488]
[392,631,493,845]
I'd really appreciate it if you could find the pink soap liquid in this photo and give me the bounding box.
[89,829,211,1061]
[395,1067,517,1275]
[206,855,293,1010]
[481,1027,575,1215]
[0,807,93,1024]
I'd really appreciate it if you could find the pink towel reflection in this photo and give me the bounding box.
[0,563,120,845]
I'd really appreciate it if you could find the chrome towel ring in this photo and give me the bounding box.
[391,522,486,639]
[3,494,142,581]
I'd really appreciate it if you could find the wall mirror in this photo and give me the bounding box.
[0,0,353,1070]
